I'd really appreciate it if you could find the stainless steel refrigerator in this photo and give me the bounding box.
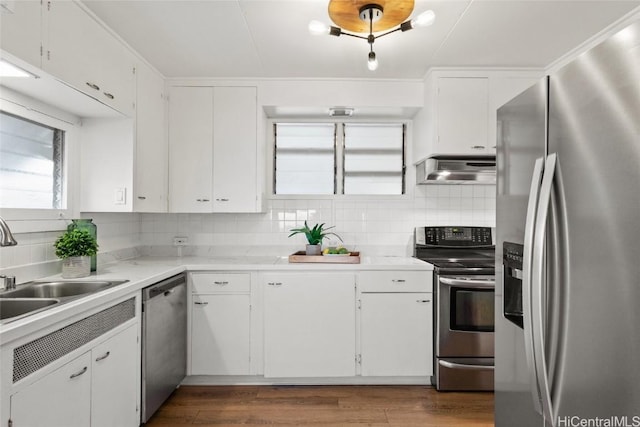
[495,20,640,427]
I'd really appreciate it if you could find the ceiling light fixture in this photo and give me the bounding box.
[309,0,435,71]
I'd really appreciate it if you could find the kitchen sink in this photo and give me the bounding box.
[0,298,60,320]
[0,280,127,299]
[0,279,129,324]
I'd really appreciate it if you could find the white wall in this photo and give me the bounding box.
[139,185,496,257]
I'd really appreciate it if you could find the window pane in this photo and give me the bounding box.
[0,111,65,209]
[275,123,335,194]
[344,123,404,195]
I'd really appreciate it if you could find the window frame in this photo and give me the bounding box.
[269,118,413,200]
[0,96,77,227]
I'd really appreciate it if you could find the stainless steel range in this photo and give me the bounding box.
[414,226,495,391]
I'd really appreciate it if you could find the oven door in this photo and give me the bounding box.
[436,275,495,358]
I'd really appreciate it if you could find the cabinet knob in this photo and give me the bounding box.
[70,366,88,379]
[86,82,100,91]
[471,145,486,150]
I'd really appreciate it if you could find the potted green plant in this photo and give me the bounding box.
[288,221,342,255]
[54,229,99,278]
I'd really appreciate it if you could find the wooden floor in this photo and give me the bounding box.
[145,385,494,426]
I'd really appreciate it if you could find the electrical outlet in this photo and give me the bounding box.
[173,236,188,246]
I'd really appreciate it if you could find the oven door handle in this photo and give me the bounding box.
[438,360,495,371]
[439,277,495,289]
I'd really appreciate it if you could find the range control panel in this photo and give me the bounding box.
[415,226,494,247]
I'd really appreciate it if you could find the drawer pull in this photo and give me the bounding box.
[471,145,486,150]
[267,282,282,286]
[214,281,229,285]
[70,366,88,379]
[137,196,146,200]
[86,82,100,91]
[392,279,406,283]
[95,351,110,362]
[416,300,431,303]
[103,92,114,100]
[216,198,230,202]
[196,198,210,202]
[194,301,209,306]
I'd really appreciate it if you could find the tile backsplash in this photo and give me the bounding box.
[0,185,496,273]
[139,185,496,257]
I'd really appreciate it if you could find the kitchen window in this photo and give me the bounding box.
[0,110,66,209]
[274,122,405,195]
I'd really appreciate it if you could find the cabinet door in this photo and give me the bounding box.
[360,293,433,376]
[168,86,213,212]
[263,273,356,377]
[0,0,42,68]
[45,1,134,115]
[437,77,489,154]
[134,61,167,212]
[91,325,139,427]
[10,352,92,427]
[191,294,251,375]
[212,87,259,212]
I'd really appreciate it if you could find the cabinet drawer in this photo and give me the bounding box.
[359,271,432,293]
[190,273,250,293]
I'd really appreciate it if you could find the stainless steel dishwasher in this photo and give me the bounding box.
[141,273,187,423]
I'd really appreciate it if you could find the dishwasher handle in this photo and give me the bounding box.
[143,273,186,301]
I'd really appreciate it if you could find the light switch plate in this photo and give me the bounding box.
[114,188,126,205]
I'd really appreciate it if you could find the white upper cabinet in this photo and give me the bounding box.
[44,1,135,116]
[436,77,490,155]
[413,70,542,162]
[212,87,258,212]
[0,0,42,68]
[134,61,168,212]
[168,85,262,213]
[168,86,214,213]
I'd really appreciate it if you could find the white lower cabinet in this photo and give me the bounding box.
[263,273,356,378]
[191,294,251,375]
[91,324,139,427]
[10,324,139,427]
[190,273,252,375]
[10,352,92,427]
[359,293,433,376]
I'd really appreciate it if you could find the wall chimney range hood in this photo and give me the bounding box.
[416,155,496,184]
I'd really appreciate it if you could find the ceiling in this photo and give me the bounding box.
[81,0,640,79]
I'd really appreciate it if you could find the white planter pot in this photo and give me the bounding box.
[62,256,91,278]
[305,244,322,256]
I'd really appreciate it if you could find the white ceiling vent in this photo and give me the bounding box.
[329,107,354,117]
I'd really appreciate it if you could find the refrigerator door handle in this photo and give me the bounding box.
[531,153,558,425]
[522,156,545,416]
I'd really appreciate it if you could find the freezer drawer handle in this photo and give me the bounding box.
[95,351,111,362]
[439,360,494,371]
[70,366,88,379]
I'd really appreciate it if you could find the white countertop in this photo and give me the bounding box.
[0,255,432,344]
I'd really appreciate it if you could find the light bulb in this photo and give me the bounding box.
[308,20,330,35]
[367,52,378,71]
[411,10,435,28]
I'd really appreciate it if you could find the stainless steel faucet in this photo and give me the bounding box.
[0,216,18,246]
